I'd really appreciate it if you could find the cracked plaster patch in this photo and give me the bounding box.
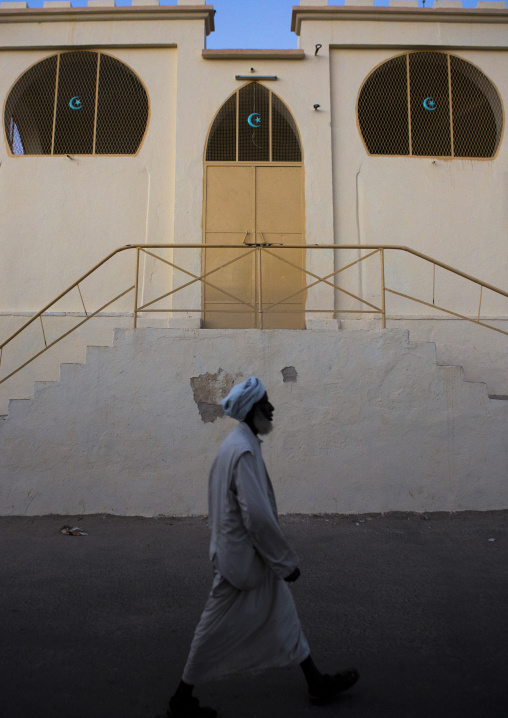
[190,368,242,423]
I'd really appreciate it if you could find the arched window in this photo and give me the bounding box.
[4,51,149,156]
[206,83,302,163]
[357,52,503,159]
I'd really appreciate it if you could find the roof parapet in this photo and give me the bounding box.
[292,1,508,34]
[296,0,507,4]
[0,2,215,35]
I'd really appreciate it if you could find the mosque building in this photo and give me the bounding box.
[1,1,507,516]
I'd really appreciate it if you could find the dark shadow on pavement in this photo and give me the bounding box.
[1,512,507,718]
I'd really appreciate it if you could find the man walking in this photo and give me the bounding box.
[168,377,358,717]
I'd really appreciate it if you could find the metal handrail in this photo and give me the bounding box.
[1,243,508,387]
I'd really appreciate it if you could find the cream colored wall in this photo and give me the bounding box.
[2,327,507,516]
[0,43,178,411]
[293,12,508,316]
[3,5,508,414]
[6,7,505,325]
[0,10,212,328]
[0,12,189,408]
[330,46,508,316]
[2,4,508,514]
[298,10,508,393]
[0,46,177,312]
[0,11,335,322]
[2,7,508,323]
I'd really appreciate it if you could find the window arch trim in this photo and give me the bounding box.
[3,50,150,158]
[204,82,303,164]
[356,51,504,161]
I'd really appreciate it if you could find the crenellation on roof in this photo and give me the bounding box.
[433,1,466,8]
[292,2,508,34]
[0,2,216,34]
[295,0,508,8]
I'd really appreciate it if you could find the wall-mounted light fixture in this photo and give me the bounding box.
[313,104,321,111]
[315,44,322,56]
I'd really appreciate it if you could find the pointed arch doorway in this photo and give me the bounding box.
[203,83,305,329]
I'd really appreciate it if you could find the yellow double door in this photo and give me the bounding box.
[203,164,305,329]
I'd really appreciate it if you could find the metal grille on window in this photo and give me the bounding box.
[238,83,270,162]
[4,51,149,156]
[450,56,503,158]
[206,94,236,161]
[96,54,149,155]
[53,51,98,155]
[357,55,409,156]
[409,52,451,157]
[357,52,503,159]
[272,94,302,162]
[4,55,57,155]
[205,83,302,163]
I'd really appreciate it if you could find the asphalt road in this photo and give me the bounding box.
[1,512,507,718]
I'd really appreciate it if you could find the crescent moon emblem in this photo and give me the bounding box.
[69,96,83,111]
[247,112,261,128]
[423,97,437,111]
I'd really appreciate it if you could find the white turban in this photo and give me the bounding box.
[221,377,266,422]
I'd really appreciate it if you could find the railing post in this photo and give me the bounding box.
[380,248,386,329]
[254,245,260,329]
[258,246,264,329]
[133,247,140,329]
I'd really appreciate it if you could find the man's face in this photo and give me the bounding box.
[253,393,274,435]
[259,393,274,422]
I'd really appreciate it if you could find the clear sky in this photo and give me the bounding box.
[201,0,490,49]
[204,0,298,49]
[12,0,504,49]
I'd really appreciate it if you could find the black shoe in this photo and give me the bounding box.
[167,694,219,717]
[308,669,359,706]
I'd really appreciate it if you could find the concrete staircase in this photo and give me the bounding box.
[1,326,507,516]
[0,318,127,417]
[4,318,508,418]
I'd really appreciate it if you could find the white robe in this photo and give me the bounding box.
[182,422,310,684]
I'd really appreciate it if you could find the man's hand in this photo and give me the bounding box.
[284,567,301,583]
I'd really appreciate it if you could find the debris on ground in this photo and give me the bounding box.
[60,526,88,536]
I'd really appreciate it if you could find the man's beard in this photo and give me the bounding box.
[253,406,273,435]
